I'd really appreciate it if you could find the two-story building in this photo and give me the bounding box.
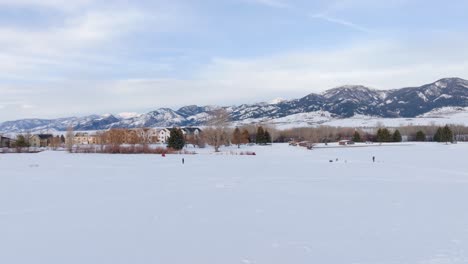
[158,127,202,144]
[158,128,172,143]
[30,134,54,148]
[74,133,99,145]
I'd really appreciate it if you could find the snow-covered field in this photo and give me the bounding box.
[1,143,468,264]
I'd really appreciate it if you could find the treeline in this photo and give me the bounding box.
[269,124,462,143]
[8,119,464,155]
[166,126,273,152]
[68,123,466,154]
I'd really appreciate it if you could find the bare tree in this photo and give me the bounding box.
[204,109,230,152]
[125,129,139,145]
[106,129,126,153]
[50,136,61,150]
[231,127,242,148]
[66,126,74,153]
[136,128,152,144]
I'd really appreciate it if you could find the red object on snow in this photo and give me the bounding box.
[162,153,166,157]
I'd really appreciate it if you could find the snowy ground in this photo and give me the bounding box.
[1,143,468,264]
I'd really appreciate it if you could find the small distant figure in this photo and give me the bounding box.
[372,156,375,163]
[182,158,185,165]
[336,158,338,162]
[162,153,166,157]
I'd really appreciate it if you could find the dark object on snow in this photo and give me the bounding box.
[182,158,185,164]
[372,156,375,163]
[162,153,166,157]
[329,160,333,163]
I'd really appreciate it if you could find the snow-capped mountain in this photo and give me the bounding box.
[1,77,468,133]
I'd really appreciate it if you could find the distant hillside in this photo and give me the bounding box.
[1,77,468,133]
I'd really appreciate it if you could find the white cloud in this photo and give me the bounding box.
[0,5,181,83]
[249,0,290,8]
[2,36,468,120]
[310,13,373,33]
[327,0,408,11]
[0,8,148,54]
[0,0,467,121]
[0,0,94,11]
[196,39,468,92]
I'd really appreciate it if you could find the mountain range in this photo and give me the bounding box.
[1,77,468,133]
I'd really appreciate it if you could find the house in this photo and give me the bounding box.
[74,133,99,145]
[139,128,160,144]
[181,127,202,137]
[148,128,160,143]
[158,127,202,143]
[158,128,172,143]
[0,136,12,148]
[339,140,355,146]
[30,134,54,148]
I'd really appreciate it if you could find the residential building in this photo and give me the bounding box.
[181,127,202,137]
[30,134,54,148]
[74,133,99,145]
[158,127,202,143]
[0,136,12,148]
[158,128,172,143]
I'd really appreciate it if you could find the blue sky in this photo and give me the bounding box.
[1,0,468,121]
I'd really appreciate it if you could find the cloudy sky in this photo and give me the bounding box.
[1,0,468,121]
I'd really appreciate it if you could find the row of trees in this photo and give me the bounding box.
[11,121,461,154]
[373,126,453,143]
[191,123,454,151]
[166,109,275,152]
[350,129,402,143]
[273,124,462,144]
[167,125,273,152]
[334,127,454,144]
[375,128,402,143]
[433,125,454,143]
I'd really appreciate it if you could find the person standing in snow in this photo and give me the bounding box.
[182,158,185,165]
[372,156,375,163]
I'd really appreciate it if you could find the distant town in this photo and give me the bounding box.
[1,122,466,154]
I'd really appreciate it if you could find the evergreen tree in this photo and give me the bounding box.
[415,131,426,142]
[376,128,382,142]
[231,127,242,148]
[264,130,272,144]
[14,134,30,148]
[392,129,402,142]
[167,128,185,150]
[433,127,443,142]
[376,128,391,142]
[256,126,265,145]
[352,131,362,142]
[241,129,250,144]
[441,125,453,143]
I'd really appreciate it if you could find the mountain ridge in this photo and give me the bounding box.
[2,77,468,133]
